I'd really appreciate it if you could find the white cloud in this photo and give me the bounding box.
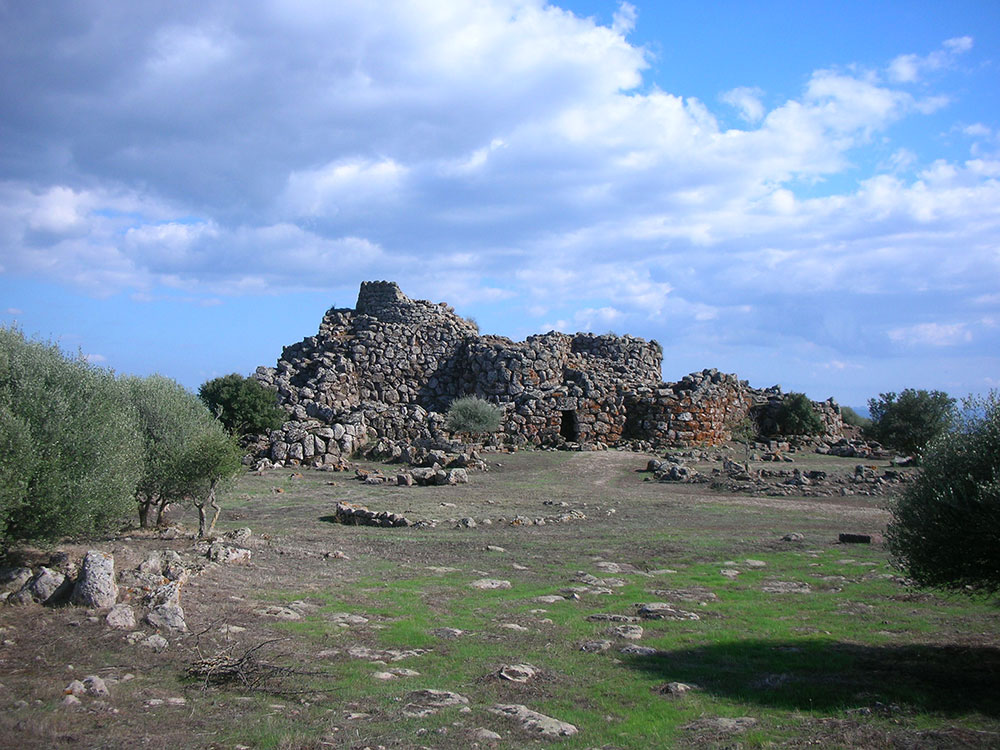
[887,36,974,83]
[83,353,107,363]
[5,308,22,315]
[721,86,765,123]
[888,322,973,347]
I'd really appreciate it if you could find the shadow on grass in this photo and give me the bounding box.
[625,639,1000,716]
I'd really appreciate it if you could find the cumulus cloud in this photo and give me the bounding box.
[0,2,996,390]
[887,36,974,83]
[721,86,765,123]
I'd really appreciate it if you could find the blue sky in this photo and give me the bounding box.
[1,0,998,407]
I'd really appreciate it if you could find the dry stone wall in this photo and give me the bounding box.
[255,281,844,465]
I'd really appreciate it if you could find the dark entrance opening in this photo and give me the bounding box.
[560,410,580,441]
[623,399,643,439]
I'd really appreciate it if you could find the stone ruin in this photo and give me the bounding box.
[254,281,845,466]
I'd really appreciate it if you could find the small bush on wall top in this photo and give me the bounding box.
[775,392,824,436]
[444,395,502,436]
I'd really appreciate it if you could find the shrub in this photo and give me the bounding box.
[0,327,143,544]
[124,375,224,528]
[867,389,956,456]
[886,393,1000,595]
[198,373,285,436]
[175,427,243,537]
[775,392,823,436]
[840,406,872,430]
[444,395,502,436]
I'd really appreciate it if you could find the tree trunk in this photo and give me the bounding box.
[155,498,171,526]
[206,479,221,537]
[138,496,153,529]
[196,500,207,538]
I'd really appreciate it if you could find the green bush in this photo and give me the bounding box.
[840,406,872,430]
[175,427,244,537]
[0,327,143,544]
[124,374,226,528]
[198,373,285,436]
[775,392,823,436]
[867,389,956,456]
[444,395,502,436]
[886,393,1000,595]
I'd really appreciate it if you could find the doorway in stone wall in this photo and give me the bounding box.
[560,410,580,441]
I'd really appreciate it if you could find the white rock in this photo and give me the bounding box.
[71,551,117,608]
[470,579,511,590]
[105,604,136,630]
[488,704,577,737]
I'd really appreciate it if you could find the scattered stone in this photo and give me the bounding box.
[683,716,758,733]
[327,612,369,626]
[637,603,700,621]
[64,680,86,697]
[71,551,117,609]
[472,727,502,742]
[223,527,253,545]
[254,606,302,620]
[579,640,612,653]
[610,624,644,640]
[720,569,740,578]
[744,559,767,568]
[470,579,511,590]
[657,681,696,696]
[498,663,540,683]
[486,545,506,553]
[619,645,659,656]
[761,581,812,594]
[586,613,640,624]
[83,675,109,697]
[372,671,397,681]
[105,604,136,630]
[140,634,169,652]
[534,595,565,604]
[405,689,469,708]
[208,543,252,564]
[500,623,529,632]
[61,694,82,707]
[488,704,578,738]
[432,627,465,639]
[20,567,71,605]
[145,603,187,632]
[346,645,430,662]
[782,533,804,542]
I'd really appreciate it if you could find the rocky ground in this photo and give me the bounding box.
[0,447,996,749]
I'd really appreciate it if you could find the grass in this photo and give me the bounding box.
[1,447,997,749]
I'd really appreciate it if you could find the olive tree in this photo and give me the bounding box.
[867,389,956,457]
[0,327,143,544]
[886,393,1000,595]
[175,428,243,537]
[198,373,285,436]
[124,375,222,528]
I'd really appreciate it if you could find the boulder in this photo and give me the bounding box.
[488,704,578,737]
[71,551,117,608]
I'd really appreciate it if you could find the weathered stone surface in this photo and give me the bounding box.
[498,664,539,683]
[637,603,701,621]
[489,704,578,737]
[208,543,252,564]
[253,282,846,460]
[105,604,136,630]
[470,578,511,590]
[71,551,117,608]
[145,603,187,632]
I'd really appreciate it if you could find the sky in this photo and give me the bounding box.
[1,0,998,408]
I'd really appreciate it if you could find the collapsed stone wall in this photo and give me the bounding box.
[255,281,844,465]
